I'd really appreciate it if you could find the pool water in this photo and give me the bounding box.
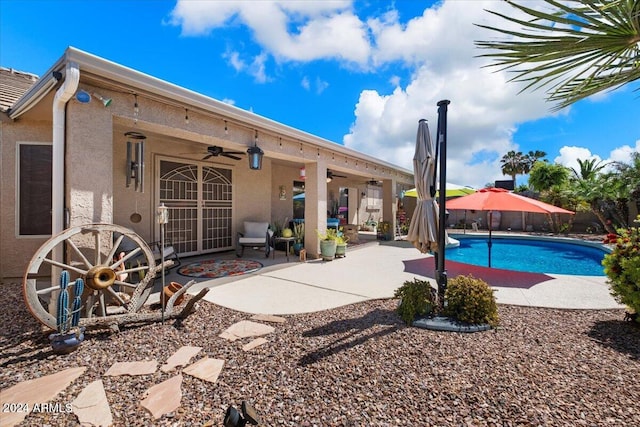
[446,237,607,276]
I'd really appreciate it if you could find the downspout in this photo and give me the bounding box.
[52,62,80,235]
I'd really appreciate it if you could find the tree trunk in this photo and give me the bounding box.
[590,202,616,234]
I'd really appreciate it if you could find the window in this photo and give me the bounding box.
[19,144,52,235]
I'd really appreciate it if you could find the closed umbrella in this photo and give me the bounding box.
[446,188,574,267]
[407,119,440,253]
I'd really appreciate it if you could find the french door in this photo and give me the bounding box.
[158,158,233,256]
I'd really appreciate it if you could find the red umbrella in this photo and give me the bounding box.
[446,188,574,267]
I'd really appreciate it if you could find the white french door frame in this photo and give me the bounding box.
[154,155,235,257]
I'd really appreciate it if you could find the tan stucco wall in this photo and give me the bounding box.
[1,77,413,278]
[0,120,52,279]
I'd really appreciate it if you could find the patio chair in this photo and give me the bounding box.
[236,221,272,257]
[148,238,181,271]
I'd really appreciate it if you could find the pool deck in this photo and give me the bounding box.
[156,232,623,315]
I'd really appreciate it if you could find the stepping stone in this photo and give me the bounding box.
[0,366,85,427]
[219,320,275,342]
[183,358,224,383]
[242,337,268,351]
[161,346,202,372]
[250,314,286,323]
[104,360,157,376]
[72,380,113,427]
[140,374,182,419]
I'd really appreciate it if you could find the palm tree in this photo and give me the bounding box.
[524,150,547,173]
[475,0,640,110]
[500,150,527,185]
[570,158,608,180]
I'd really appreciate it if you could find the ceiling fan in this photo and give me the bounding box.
[365,178,382,186]
[327,170,347,181]
[202,145,245,161]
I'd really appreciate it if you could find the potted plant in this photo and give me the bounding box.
[317,228,338,261]
[292,222,305,255]
[335,228,349,258]
[49,270,85,354]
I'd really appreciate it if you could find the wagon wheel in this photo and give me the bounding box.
[23,224,156,330]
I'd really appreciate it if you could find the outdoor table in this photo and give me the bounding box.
[273,237,296,261]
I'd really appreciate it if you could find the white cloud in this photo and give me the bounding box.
[170,0,370,64]
[169,0,635,188]
[609,140,640,164]
[554,140,640,173]
[301,76,310,90]
[249,52,270,83]
[315,77,329,94]
[554,146,603,172]
[223,50,245,72]
[343,1,554,189]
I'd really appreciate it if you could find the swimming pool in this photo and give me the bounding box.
[446,236,609,276]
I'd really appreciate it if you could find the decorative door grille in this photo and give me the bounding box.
[159,160,233,255]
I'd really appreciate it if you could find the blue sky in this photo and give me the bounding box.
[1,0,638,188]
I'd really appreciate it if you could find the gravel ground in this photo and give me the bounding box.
[1,280,639,427]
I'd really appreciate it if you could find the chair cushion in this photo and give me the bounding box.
[244,221,269,238]
[239,237,266,245]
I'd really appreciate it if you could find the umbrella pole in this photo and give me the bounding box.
[436,100,450,309]
[488,211,493,268]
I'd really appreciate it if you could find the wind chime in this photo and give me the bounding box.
[125,131,146,192]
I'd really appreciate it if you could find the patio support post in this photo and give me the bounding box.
[436,99,450,309]
[304,161,327,259]
[382,178,397,239]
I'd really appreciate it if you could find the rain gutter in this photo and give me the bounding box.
[52,61,80,235]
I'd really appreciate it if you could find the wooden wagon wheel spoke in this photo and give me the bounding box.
[66,238,94,269]
[23,224,156,330]
[41,257,88,276]
[106,234,126,266]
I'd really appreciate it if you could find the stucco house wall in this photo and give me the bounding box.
[0,47,414,281]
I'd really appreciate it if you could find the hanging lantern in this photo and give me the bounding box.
[247,144,264,170]
[299,167,306,180]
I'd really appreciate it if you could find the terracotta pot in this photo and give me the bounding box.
[162,282,185,307]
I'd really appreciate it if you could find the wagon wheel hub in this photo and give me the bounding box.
[85,265,117,290]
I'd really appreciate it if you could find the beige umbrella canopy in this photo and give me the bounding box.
[407,119,444,254]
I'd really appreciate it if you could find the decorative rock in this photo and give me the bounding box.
[72,379,113,427]
[140,374,183,419]
[219,320,275,342]
[183,358,225,383]
[242,337,268,351]
[161,346,202,372]
[104,360,157,376]
[250,314,287,323]
[0,366,85,427]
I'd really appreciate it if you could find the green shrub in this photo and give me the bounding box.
[444,275,499,327]
[603,216,640,322]
[394,278,436,325]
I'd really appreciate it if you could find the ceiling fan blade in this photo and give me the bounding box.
[222,153,242,160]
[202,154,213,160]
[224,151,245,156]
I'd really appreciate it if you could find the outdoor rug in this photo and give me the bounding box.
[403,257,553,289]
[178,259,263,279]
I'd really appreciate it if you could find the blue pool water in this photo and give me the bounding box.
[446,237,608,276]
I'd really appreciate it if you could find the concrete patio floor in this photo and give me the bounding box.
[151,233,623,315]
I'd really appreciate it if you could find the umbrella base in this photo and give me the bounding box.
[412,316,491,333]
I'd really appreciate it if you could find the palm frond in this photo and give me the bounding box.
[475,0,640,110]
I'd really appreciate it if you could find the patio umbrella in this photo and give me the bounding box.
[446,188,574,267]
[406,119,440,254]
[404,183,476,198]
